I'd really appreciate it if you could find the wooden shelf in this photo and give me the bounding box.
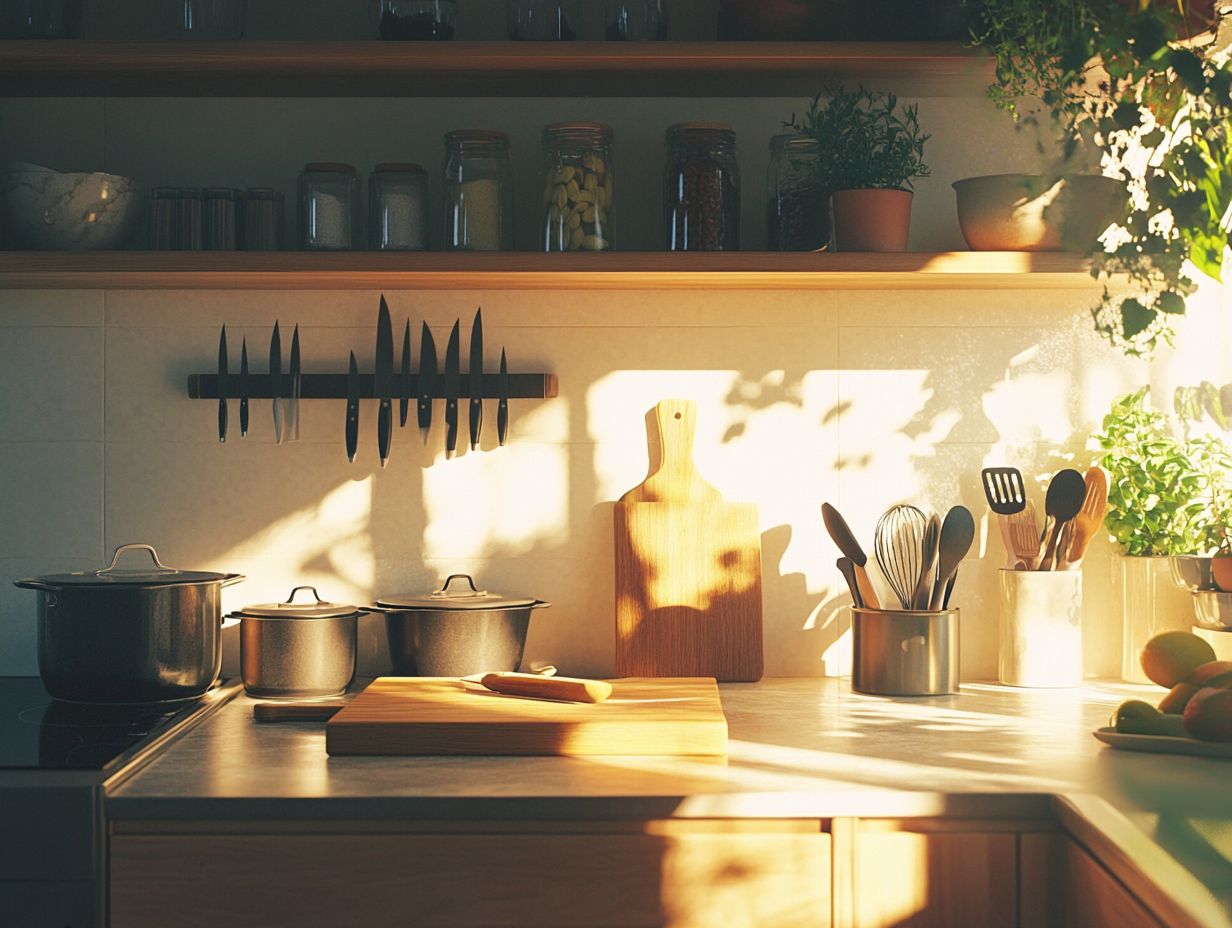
[0,41,992,97]
[0,251,1096,290]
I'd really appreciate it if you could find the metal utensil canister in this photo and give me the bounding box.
[852,607,959,696]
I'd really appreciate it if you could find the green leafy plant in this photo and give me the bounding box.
[1175,379,1232,430]
[970,0,1232,355]
[1095,386,1232,555]
[786,83,931,191]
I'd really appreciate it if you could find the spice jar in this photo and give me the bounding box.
[149,188,179,250]
[605,0,667,39]
[203,188,238,250]
[159,0,246,38]
[0,0,82,38]
[542,123,614,253]
[444,130,513,251]
[178,189,204,251]
[767,134,829,252]
[298,163,359,251]
[664,123,740,252]
[507,0,578,39]
[377,0,456,39]
[369,163,428,251]
[241,188,284,250]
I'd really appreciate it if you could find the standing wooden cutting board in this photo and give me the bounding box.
[325,676,728,757]
[614,399,764,682]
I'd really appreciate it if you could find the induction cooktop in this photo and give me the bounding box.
[0,676,232,771]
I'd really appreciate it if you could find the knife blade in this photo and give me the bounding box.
[217,325,228,443]
[444,320,461,459]
[417,322,436,446]
[288,324,301,442]
[375,296,394,469]
[345,351,359,464]
[239,337,249,438]
[399,319,411,429]
[269,321,283,444]
[468,307,484,450]
[497,348,509,447]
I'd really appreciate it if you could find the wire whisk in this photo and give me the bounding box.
[874,504,928,610]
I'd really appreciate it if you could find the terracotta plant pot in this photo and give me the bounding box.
[1213,555,1232,593]
[952,174,1125,252]
[830,188,912,252]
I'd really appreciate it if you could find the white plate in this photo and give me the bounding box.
[1093,727,1232,759]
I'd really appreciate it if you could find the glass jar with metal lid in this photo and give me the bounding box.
[664,122,740,251]
[542,122,614,253]
[377,0,456,39]
[443,130,513,251]
[369,163,428,251]
[767,133,829,252]
[298,163,359,251]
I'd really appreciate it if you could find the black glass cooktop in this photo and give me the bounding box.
[0,677,211,771]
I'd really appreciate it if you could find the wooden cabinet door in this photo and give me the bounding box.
[854,826,1016,928]
[111,821,832,928]
[1019,833,1163,928]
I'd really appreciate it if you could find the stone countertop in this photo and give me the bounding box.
[108,678,1232,926]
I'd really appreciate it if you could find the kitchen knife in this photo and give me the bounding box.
[239,337,249,438]
[444,319,461,459]
[217,325,228,443]
[375,297,394,468]
[468,307,483,450]
[497,348,509,447]
[399,319,411,429]
[417,322,437,446]
[269,321,283,444]
[288,324,301,442]
[345,351,359,463]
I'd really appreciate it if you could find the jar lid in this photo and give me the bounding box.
[204,187,237,199]
[303,162,358,175]
[667,123,737,146]
[544,121,613,137]
[150,186,182,198]
[669,122,735,133]
[373,163,426,174]
[769,133,819,152]
[235,586,361,619]
[376,574,537,611]
[18,544,236,588]
[245,187,282,199]
[445,129,510,146]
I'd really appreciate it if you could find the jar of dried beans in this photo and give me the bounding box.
[542,122,614,253]
[664,123,740,252]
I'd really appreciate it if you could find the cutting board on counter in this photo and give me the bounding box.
[325,676,728,757]
[614,399,764,682]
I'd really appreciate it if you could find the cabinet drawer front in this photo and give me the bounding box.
[112,830,832,928]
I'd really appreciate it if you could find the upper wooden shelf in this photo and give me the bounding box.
[0,251,1095,290]
[0,41,992,97]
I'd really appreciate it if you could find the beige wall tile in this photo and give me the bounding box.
[0,443,103,559]
[0,290,102,327]
[0,326,103,441]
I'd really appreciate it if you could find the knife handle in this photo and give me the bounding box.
[240,397,249,437]
[469,397,483,449]
[346,401,359,463]
[378,400,392,465]
[479,673,612,704]
[218,399,227,443]
[497,399,508,447]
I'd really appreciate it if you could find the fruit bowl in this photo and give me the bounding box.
[1193,590,1232,631]
[952,174,1124,251]
[2,165,142,250]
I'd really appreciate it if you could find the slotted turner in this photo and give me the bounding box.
[981,467,1027,514]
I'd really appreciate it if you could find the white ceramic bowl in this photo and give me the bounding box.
[2,168,142,250]
[952,173,1124,251]
[1193,590,1232,631]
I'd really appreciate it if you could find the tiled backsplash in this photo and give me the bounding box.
[3,284,1226,680]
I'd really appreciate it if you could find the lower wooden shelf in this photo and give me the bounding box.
[0,251,1096,291]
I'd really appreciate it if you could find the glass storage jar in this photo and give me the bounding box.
[369,163,427,251]
[542,123,614,253]
[604,0,666,40]
[0,0,81,38]
[203,187,238,250]
[444,130,513,251]
[507,0,577,39]
[241,188,284,250]
[149,188,179,250]
[767,134,828,251]
[377,0,456,39]
[664,123,740,252]
[159,0,246,38]
[298,163,359,251]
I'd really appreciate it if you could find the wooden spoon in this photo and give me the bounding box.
[1037,469,1086,571]
[1060,466,1109,569]
[822,502,881,609]
[930,506,975,610]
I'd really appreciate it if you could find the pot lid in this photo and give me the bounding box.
[26,544,234,587]
[377,574,536,611]
[236,586,361,619]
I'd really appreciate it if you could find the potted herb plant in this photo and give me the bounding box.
[1095,386,1232,680]
[787,84,930,252]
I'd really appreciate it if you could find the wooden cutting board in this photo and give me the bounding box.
[325,676,728,757]
[614,399,764,682]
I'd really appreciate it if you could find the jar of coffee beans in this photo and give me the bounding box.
[542,123,614,252]
[664,123,740,251]
[444,130,513,251]
[767,134,829,251]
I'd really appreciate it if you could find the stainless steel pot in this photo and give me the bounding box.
[14,544,244,704]
[373,574,550,677]
[232,586,363,699]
